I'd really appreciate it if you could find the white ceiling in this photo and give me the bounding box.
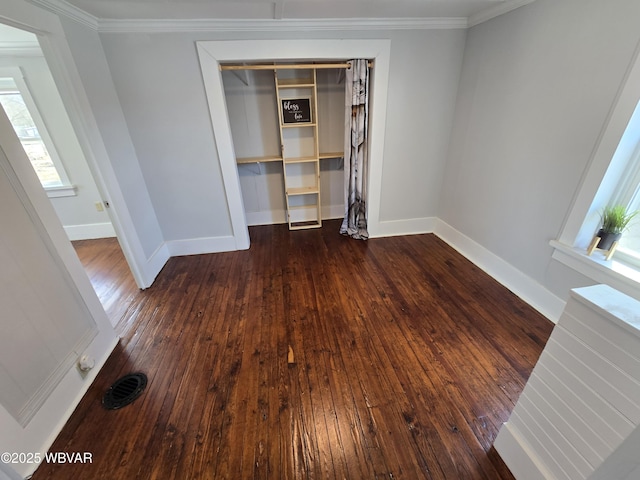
[52,0,533,23]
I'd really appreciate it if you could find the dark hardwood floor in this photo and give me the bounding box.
[33,221,553,479]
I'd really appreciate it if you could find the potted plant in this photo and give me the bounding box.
[588,205,639,257]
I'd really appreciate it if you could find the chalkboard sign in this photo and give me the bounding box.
[281,98,312,124]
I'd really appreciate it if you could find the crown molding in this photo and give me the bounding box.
[25,0,537,34]
[468,0,537,27]
[26,0,99,30]
[97,17,469,34]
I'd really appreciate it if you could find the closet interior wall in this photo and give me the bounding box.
[222,67,345,227]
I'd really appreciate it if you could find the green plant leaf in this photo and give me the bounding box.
[601,205,639,234]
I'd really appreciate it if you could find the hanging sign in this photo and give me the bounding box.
[281,98,312,124]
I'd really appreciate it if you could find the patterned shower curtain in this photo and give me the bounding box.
[340,59,370,240]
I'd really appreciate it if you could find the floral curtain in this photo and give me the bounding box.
[340,59,370,240]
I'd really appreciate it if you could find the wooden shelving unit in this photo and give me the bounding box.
[231,64,346,229]
[275,68,322,230]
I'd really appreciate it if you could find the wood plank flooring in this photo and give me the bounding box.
[32,221,553,479]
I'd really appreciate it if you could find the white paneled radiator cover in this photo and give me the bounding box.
[494,284,640,480]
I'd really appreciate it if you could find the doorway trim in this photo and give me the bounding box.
[0,0,152,289]
[196,39,391,244]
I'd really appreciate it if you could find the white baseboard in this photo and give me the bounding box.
[433,219,565,323]
[370,216,438,238]
[165,235,238,257]
[323,204,345,220]
[64,222,116,240]
[246,210,286,226]
[493,422,551,480]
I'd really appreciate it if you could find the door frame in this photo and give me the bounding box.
[196,39,391,244]
[0,0,149,289]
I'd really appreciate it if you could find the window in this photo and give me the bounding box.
[550,56,640,300]
[609,136,640,267]
[0,73,74,196]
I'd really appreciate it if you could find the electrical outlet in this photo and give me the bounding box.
[95,201,104,212]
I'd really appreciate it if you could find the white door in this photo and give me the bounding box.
[0,103,97,425]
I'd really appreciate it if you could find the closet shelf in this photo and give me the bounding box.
[235,152,343,164]
[287,186,320,196]
[319,152,343,159]
[277,78,314,88]
[236,155,282,164]
[284,156,318,164]
[281,122,317,129]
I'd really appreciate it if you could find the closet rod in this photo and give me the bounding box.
[220,62,372,71]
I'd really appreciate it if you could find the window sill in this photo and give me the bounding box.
[550,239,640,301]
[45,185,77,198]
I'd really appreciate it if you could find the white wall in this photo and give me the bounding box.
[97,28,466,241]
[440,0,640,303]
[98,30,235,243]
[58,18,168,286]
[380,29,465,222]
[59,19,164,258]
[0,53,114,239]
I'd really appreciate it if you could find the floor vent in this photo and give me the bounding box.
[102,373,147,410]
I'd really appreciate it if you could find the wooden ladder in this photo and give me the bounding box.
[275,67,322,230]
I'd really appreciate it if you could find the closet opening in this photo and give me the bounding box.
[196,39,391,247]
[221,62,351,232]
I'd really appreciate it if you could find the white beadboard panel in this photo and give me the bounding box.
[560,312,640,379]
[553,322,640,392]
[495,286,640,480]
[524,375,605,465]
[509,408,576,480]
[542,335,640,425]
[564,299,640,365]
[534,360,628,450]
[555,327,640,423]
[570,285,640,337]
[516,395,594,479]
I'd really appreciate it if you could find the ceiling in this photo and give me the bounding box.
[47,0,534,23]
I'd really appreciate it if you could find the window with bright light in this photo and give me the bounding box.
[609,140,640,268]
[0,91,62,186]
[0,75,72,193]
